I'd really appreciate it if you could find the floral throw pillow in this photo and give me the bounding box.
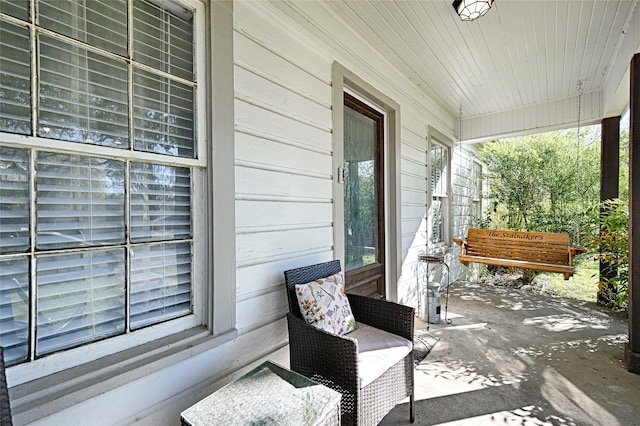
[295,273,357,335]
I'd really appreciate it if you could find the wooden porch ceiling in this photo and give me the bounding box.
[278,0,640,141]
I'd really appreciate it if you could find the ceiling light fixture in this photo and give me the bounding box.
[452,0,494,21]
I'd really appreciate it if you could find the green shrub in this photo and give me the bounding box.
[582,199,629,311]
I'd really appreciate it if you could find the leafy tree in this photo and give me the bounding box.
[480,128,600,239]
[481,127,630,309]
[619,130,630,201]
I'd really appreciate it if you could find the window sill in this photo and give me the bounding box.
[8,326,238,423]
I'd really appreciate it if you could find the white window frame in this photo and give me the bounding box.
[0,0,237,388]
[427,135,452,250]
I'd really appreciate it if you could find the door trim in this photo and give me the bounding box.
[331,62,401,302]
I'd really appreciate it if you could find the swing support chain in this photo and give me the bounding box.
[574,80,584,246]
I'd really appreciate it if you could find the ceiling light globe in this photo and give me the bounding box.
[453,0,494,21]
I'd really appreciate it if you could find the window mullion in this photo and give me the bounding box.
[126,0,134,333]
[30,0,37,137]
[125,161,131,333]
[29,149,37,362]
[29,0,37,362]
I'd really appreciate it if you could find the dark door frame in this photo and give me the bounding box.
[331,61,402,303]
[343,92,386,298]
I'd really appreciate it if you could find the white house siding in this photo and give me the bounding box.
[397,114,430,307]
[233,3,336,337]
[451,147,483,280]
[10,2,484,424]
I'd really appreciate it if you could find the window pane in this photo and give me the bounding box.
[0,21,31,135]
[38,35,129,148]
[133,0,193,80]
[36,152,125,249]
[0,257,29,365]
[131,162,191,242]
[130,242,191,330]
[38,0,127,56]
[133,68,194,157]
[344,105,378,270]
[430,199,443,245]
[36,249,125,356]
[431,145,448,196]
[0,0,29,21]
[0,145,30,253]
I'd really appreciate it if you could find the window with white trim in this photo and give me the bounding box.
[0,0,205,367]
[429,142,450,247]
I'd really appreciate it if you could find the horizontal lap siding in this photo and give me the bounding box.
[234,8,334,333]
[233,1,466,322]
[448,149,481,284]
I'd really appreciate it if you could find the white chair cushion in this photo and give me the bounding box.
[349,322,413,388]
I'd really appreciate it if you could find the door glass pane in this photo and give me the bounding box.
[0,146,30,253]
[344,105,378,270]
[36,248,125,356]
[36,151,125,249]
[0,21,31,135]
[0,257,29,364]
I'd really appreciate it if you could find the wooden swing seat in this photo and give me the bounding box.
[453,228,587,280]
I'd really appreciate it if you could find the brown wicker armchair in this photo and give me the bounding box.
[284,260,415,425]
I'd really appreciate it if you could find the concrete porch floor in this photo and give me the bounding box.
[380,281,639,426]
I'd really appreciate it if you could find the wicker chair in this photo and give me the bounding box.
[1,347,12,426]
[284,260,415,425]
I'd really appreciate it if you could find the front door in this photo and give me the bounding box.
[343,93,385,298]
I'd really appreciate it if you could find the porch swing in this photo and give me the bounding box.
[453,82,587,280]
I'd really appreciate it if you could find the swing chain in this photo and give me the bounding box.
[577,80,583,138]
[574,80,584,245]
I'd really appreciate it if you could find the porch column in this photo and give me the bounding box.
[598,116,620,305]
[627,52,640,374]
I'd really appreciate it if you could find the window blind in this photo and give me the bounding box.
[0,0,197,366]
[0,146,30,253]
[133,68,194,157]
[130,162,191,242]
[431,145,448,196]
[0,0,28,22]
[133,0,193,81]
[38,0,128,56]
[130,242,191,330]
[0,21,31,135]
[36,248,125,355]
[36,152,125,249]
[38,35,129,147]
[0,257,29,365]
